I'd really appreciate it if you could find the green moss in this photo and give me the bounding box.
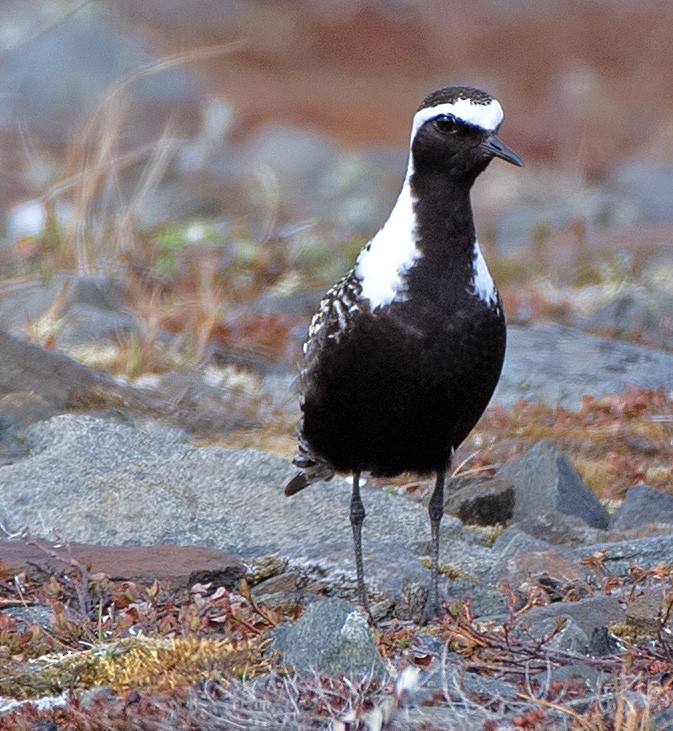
[463,524,506,547]
[0,636,270,700]
[418,557,476,581]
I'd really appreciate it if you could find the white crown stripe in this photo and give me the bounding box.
[411,98,504,139]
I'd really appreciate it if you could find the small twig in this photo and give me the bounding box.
[11,576,30,611]
[450,450,481,477]
[0,520,26,540]
[24,538,92,616]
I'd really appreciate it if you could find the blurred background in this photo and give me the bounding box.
[1,0,672,453]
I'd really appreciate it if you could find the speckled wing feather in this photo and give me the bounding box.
[285,269,364,494]
[302,270,363,359]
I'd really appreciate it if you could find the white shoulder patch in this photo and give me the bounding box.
[412,97,503,139]
[354,175,420,310]
[470,240,498,305]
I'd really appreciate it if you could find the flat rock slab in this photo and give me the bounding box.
[514,595,624,639]
[579,535,673,576]
[496,322,673,408]
[0,540,245,589]
[0,328,278,441]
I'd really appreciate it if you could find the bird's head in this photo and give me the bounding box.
[409,86,523,182]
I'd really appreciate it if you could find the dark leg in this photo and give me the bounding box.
[350,471,372,619]
[426,467,446,620]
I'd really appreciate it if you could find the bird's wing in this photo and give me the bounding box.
[301,269,363,364]
[285,270,364,495]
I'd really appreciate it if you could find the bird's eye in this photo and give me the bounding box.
[434,115,458,134]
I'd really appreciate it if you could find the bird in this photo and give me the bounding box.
[285,85,523,621]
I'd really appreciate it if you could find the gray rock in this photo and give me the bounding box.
[287,537,431,614]
[0,392,61,467]
[221,123,341,196]
[513,596,624,647]
[0,12,199,147]
[1,603,53,630]
[539,661,602,690]
[50,274,139,348]
[206,124,403,236]
[571,292,673,351]
[1,392,59,427]
[0,272,75,328]
[502,512,604,547]
[588,627,620,656]
[63,275,127,311]
[489,532,585,589]
[444,476,514,526]
[0,412,30,466]
[529,615,592,653]
[5,413,671,621]
[610,158,673,222]
[496,323,673,408]
[575,535,673,576]
[0,273,141,349]
[611,483,673,530]
[623,593,665,637]
[54,303,140,348]
[445,577,510,618]
[145,369,264,437]
[272,598,384,676]
[0,328,258,440]
[0,329,124,410]
[496,439,610,529]
[419,649,520,702]
[491,529,556,557]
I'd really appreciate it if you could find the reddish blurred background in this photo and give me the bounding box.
[1,0,672,371]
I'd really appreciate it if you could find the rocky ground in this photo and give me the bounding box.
[0,305,672,727]
[1,1,673,728]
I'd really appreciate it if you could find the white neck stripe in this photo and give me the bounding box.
[471,240,498,305]
[354,179,419,310]
[411,98,503,139]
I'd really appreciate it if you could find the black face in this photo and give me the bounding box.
[412,113,496,179]
[412,112,523,182]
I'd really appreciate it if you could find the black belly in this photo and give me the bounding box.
[301,304,506,477]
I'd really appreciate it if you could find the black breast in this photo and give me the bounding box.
[300,289,505,478]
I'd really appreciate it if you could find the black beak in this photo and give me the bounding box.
[480,133,524,167]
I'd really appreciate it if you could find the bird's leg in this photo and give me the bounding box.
[426,467,446,621]
[350,471,372,620]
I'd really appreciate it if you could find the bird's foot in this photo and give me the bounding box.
[357,591,376,627]
[360,603,377,628]
[421,593,445,626]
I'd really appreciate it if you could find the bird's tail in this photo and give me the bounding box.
[285,445,335,496]
[285,472,311,496]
